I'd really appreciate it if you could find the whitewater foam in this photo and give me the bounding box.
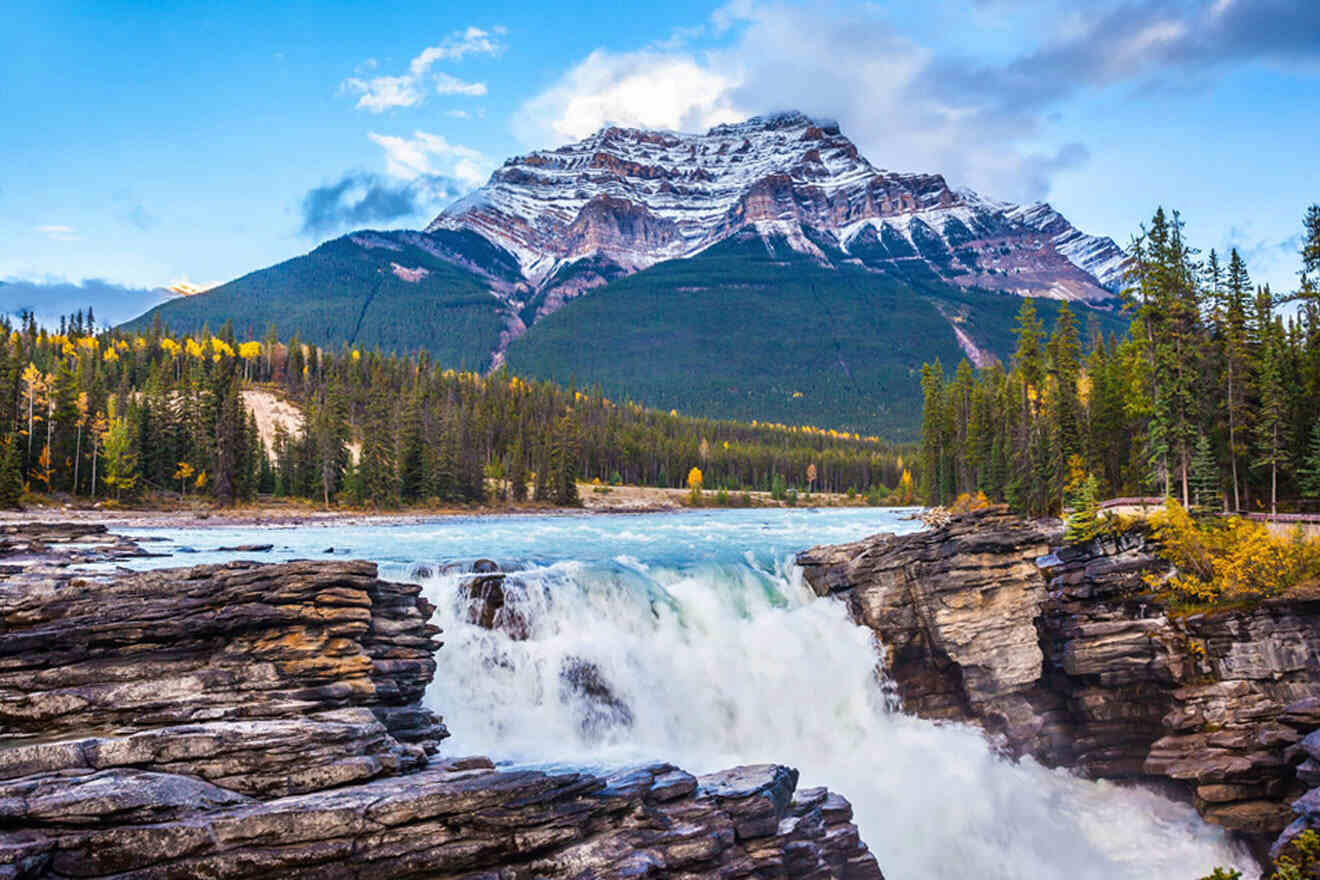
[414,541,1253,879]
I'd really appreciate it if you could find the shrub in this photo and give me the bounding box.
[950,490,992,514]
[1272,829,1320,880]
[1145,499,1320,605]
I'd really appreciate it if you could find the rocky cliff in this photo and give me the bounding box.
[0,554,884,879]
[797,506,1320,859]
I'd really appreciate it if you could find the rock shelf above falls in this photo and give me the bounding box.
[796,505,1320,861]
[0,549,884,879]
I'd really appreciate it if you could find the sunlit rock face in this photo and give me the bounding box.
[429,111,1128,303]
[798,505,1320,850]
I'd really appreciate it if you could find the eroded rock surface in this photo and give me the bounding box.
[1,551,884,879]
[798,506,1320,850]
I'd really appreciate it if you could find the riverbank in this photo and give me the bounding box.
[1,483,895,529]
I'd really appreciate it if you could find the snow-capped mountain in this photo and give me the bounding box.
[428,111,1129,307]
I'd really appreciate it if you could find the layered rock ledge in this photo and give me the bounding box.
[797,506,1320,859]
[1,553,883,879]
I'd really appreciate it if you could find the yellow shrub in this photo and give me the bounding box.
[1144,499,1320,604]
[950,490,991,513]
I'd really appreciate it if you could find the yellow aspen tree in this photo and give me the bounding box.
[174,461,195,496]
[687,466,703,506]
[73,393,88,495]
[20,363,45,458]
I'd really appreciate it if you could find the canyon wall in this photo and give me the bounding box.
[797,506,1320,859]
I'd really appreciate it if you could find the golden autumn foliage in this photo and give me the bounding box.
[1144,499,1320,604]
[949,490,992,513]
[897,469,915,504]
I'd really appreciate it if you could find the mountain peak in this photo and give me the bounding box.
[707,110,838,136]
[428,112,1128,304]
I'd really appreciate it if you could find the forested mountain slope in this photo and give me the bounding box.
[125,111,1132,439]
[504,230,1127,438]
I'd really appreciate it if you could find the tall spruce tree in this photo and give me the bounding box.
[1299,420,1320,501]
[1188,433,1220,512]
[0,436,22,509]
[1253,312,1291,518]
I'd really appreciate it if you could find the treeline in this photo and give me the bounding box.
[0,311,915,508]
[919,204,1320,517]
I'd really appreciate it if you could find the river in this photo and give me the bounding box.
[115,507,1254,879]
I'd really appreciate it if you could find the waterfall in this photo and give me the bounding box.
[413,549,1255,880]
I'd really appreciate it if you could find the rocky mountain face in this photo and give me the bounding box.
[797,507,1320,864]
[429,111,1128,315]
[0,541,884,879]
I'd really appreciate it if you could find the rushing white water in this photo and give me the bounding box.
[119,509,1254,878]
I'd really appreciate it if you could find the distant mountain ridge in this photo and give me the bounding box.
[430,110,1128,319]
[127,111,1132,438]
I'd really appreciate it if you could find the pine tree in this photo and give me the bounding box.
[0,436,22,509]
[1253,315,1291,518]
[1188,433,1220,512]
[1298,420,1320,501]
[918,360,948,504]
[100,415,138,501]
[1222,248,1252,511]
[551,412,581,507]
[508,437,528,502]
[358,389,397,507]
[1063,473,1101,545]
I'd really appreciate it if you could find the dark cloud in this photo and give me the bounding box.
[0,279,175,329]
[919,0,1320,117]
[299,171,458,236]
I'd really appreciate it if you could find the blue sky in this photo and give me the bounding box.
[2,0,1318,325]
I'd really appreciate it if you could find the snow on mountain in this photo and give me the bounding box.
[426,111,1129,308]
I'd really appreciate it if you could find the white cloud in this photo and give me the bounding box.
[36,225,79,241]
[341,74,422,112]
[410,26,502,71]
[515,49,745,145]
[369,130,490,189]
[514,0,1320,204]
[342,28,502,113]
[434,72,487,96]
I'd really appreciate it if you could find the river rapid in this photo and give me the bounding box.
[117,507,1255,879]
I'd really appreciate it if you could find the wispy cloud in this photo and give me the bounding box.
[36,225,79,242]
[434,72,487,96]
[368,130,490,189]
[341,27,503,113]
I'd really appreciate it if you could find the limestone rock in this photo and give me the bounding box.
[1,551,886,879]
[799,505,1320,846]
